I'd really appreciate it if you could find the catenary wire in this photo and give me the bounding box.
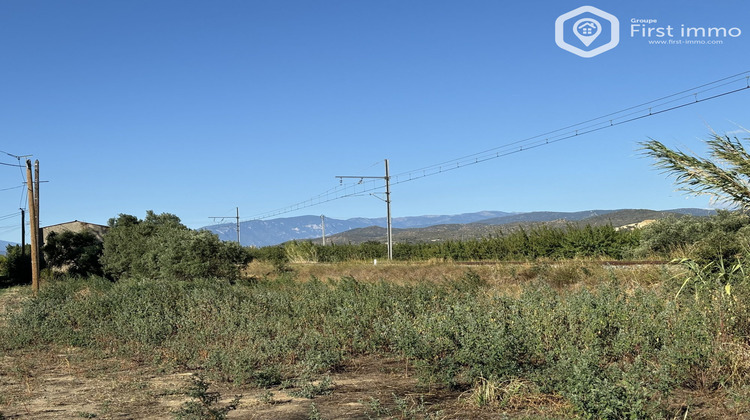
[245,73,750,221]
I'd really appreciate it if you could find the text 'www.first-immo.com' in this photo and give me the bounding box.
[556,6,742,57]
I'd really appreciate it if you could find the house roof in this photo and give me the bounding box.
[42,220,108,229]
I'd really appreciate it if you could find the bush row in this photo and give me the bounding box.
[250,224,641,264]
[633,210,750,262]
[5,211,750,281]
[248,211,750,264]
[3,211,252,282]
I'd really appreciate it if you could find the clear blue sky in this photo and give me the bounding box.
[2,0,750,243]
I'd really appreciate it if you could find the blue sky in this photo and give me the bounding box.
[2,0,750,243]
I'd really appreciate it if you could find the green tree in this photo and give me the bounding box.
[641,131,750,210]
[42,230,104,277]
[0,254,7,277]
[634,211,750,262]
[101,211,250,281]
[4,245,31,283]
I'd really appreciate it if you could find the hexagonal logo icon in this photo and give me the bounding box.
[556,6,619,58]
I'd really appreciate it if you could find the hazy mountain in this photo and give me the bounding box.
[664,208,716,217]
[319,224,500,245]
[202,209,714,247]
[0,240,18,255]
[351,211,514,228]
[317,208,717,245]
[202,211,513,247]
[575,209,699,227]
[205,215,371,247]
[477,210,617,225]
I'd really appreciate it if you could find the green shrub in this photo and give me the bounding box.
[635,210,750,261]
[4,245,31,283]
[0,254,7,277]
[174,374,240,420]
[43,230,104,277]
[284,240,317,263]
[101,211,250,281]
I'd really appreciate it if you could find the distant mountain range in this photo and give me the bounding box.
[320,209,715,245]
[203,211,511,247]
[0,240,18,255]
[201,208,714,247]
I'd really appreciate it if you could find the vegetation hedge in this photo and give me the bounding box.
[634,210,750,262]
[101,211,251,281]
[250,224,642,264]
[249,211,750,264]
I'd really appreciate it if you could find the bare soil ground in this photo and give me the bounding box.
[0,347,575,419]
[3,344,746,419]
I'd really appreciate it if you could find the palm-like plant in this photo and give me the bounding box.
[641,131,750,211]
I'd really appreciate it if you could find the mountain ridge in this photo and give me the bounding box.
[201,208,714,247]
[0,240,17,255]
[315,208,710,245]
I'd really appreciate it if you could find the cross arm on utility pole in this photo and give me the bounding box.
[209,207,241,244]
[335,159,392,260]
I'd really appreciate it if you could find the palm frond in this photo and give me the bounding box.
[640,136,750,211]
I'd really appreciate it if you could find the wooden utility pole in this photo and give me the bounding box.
[26,160,39,294]
[336,159,393,260]
[34,160,41,249]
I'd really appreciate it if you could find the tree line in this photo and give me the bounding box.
[2,130,750,281]
[1,211,250,283]
[3,209,750,283]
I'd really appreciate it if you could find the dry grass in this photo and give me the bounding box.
[244,259,680,297]
[0,285,30,329]
[464,377,574,417]
[720,341,750,387]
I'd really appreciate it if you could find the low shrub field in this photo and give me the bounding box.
[2,261,749,418]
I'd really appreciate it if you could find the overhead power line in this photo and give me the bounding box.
[390,85,749,186]
[0,151,32,212]
[0,211,21,222]
[390,74,750,182]
[246,71,750,221]
[0,185,24,192]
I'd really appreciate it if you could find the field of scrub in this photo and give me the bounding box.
[1,260,749,419]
